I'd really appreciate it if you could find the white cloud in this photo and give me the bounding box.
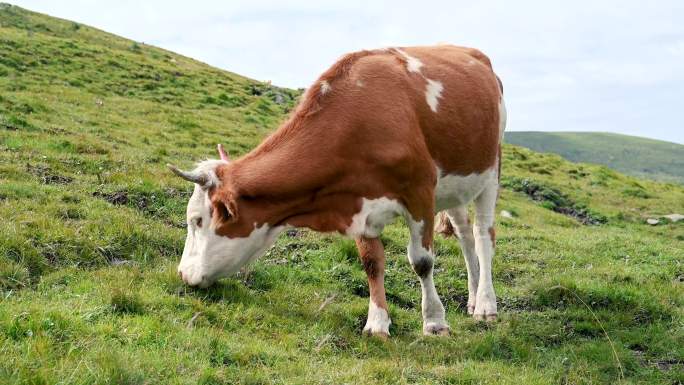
[10,0,684,143]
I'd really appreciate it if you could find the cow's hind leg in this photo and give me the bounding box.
[355,237,391,338]
[406,215,449,336]
[472,182,498,321]
[444,206,480,315]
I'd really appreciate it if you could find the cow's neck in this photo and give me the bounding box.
[229,123,364,233]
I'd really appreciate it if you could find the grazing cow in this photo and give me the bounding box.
[168,45,506,337]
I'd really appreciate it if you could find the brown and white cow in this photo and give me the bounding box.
[168,45,506,337]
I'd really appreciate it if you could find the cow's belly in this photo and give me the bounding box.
[346,197,406,238]
[434,168,497,211]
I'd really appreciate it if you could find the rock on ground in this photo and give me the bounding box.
[500,210,514,219]
[662,214,684,223]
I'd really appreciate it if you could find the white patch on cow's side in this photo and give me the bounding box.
[363,300,391,336]
[425,79,443,113]
[356,79,364,87]
[178,184,284,287]
[320,80,332,94]
[345,197,405,238]
[391,48,447,114]
[394,48,423,73]
[434,167,498,211]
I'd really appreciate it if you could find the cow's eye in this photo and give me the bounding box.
[195,217,203,228]
[215,202,232,222]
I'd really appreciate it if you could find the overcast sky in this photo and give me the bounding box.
[12,0,684,144]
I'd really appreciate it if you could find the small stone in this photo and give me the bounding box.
[646,218,660,225]
[662,214,684,223]
[500,210,514,219]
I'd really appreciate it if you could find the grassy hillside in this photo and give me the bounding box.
[505,131,684,184]
[1,4,683,384]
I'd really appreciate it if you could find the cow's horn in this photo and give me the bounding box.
[217,143,229,162]
[167,164,210,186]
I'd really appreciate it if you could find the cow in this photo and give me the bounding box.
[168,45,506,337]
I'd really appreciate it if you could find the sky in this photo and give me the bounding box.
[12,0,684,144]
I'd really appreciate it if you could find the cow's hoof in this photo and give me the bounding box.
[473,313,497,323]
[423,322,450,336]
[362,312,391,339]
[467,305,475,315]
[363,329,389,340]
[473,295,497,321]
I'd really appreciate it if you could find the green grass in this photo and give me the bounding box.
[1,4,683,384]
[505,131,684,184]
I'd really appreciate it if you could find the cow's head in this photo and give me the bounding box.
[168,144,282,287]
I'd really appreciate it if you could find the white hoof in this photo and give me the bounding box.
[474,289,497,321]
[362,327,390,339]
[473,313,497,322]
[363,302,391,338]
[423,321,450,336]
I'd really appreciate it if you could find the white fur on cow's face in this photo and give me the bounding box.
[178,184,282,287]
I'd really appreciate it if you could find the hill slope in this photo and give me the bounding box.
[1,4,683,385]
[505,131,684,184]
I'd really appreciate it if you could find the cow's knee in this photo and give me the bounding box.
[410,255,433,278]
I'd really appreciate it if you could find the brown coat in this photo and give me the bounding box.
[210,45,503,249]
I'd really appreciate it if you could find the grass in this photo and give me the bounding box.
[1,3,683,384]
[505,131,684,184]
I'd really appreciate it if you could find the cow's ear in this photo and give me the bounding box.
[212,199,237,228]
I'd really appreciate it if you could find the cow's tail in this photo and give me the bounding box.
[497,74,507,142]
[497,74,506,182]
[434,211,455,237]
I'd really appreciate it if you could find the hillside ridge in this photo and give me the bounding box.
[505,131,684,184]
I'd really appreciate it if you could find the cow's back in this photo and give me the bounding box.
[400,46,502,176]
[334,45,503,178]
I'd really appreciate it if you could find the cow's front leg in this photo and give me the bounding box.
[355,237,391,338]
[407,215,450,336]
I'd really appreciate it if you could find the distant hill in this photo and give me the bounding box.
[505,131,684,184]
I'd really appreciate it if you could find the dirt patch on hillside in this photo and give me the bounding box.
[93,191,129,205]
[26,163,73,185]
[501,177,607,225]
[92,187,189,227]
